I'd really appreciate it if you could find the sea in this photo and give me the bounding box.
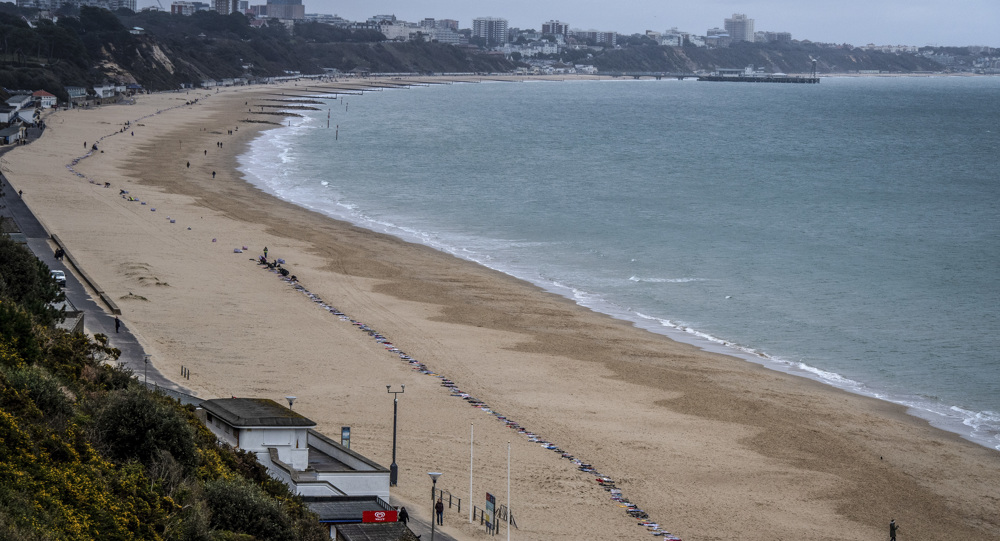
[238,76,1000,451]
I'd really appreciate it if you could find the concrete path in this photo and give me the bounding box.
[1,173,188,394]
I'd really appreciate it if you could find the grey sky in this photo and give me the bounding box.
[301,0,997,47]
[133,0,998,46]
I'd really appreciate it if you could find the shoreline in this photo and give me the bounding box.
[5,80,1000,540]
[239,78,999,453]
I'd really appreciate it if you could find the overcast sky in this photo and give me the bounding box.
[309,0,999,47]
[139,0,998,46]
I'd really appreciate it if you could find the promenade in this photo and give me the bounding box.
[0,172,187,394]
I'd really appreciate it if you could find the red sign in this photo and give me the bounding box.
[362,510,398,523]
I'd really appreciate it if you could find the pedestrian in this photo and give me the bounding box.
[212,171,216,178]
[204,149,207,155]
[263,246,268,259]
[186,161,190,168]
[435,498,444,525]
[398,507,408,525]
[889,519,899,541]
[114,316,121,333]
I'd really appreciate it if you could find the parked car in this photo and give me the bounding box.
[50,270,66,287]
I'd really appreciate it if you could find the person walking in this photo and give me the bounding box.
[398,507,408,526]
[114,316,121,333]
[435,498,444,525]
[889,519,899,541]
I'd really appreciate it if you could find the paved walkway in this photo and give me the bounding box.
[0,173,188,394]
[388,495,461,541]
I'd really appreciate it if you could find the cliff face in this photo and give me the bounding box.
[0,3,957,100]
[592,42,944,74]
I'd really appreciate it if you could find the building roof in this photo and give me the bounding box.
[331,522,418,541]
[200,398,316,427]
[303,495,390,523]
[32,90,55,97]
[0,126,22,136]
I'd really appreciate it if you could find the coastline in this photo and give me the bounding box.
[5,79,999,540]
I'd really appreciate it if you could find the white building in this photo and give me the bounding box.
[199,398,391,502]
[724,13,754,43]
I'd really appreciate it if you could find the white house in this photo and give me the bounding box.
[93,84,116,98]
[6,94,33,111]
[32,90,57,108]
[0,106,17,124]
[198,398,391,502]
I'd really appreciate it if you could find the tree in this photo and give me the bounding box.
[92,387,198,471]
[0,234,64,327]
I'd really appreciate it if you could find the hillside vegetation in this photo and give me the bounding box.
[0,2,963,101]
[0,233,326,541]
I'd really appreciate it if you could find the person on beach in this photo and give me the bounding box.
[263,246,268,259]
[435,498,444,525]
[398,507,408,525]
[114,316,121,333]
[212,171,216,178]
[889,519,899,541]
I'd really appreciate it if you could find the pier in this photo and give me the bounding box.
[697,75,820,83]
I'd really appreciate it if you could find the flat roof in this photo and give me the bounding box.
[303,495,390,522]
[201,398,316,427]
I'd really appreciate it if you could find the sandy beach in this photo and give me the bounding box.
[6,78,999,540]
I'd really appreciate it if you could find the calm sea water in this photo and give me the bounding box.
[238,76,1000,450]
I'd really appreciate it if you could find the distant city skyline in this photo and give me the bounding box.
[137,0,999,47]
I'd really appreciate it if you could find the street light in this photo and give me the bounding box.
[428,471,442,541]
[143,354,150,386]
[387,384,404,486]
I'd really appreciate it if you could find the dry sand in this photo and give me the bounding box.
[6,78,999,541]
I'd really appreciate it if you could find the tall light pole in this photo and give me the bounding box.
[428,471,442,541]
[387,385,404,486]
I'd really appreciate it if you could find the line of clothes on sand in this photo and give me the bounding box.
[253,257,684,540]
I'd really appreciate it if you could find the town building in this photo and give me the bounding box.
[265,0,303,20]
[757,31,792,43]
[16,0,135,11]
[724,13,755,42]
[473,16,509,45]
[198,398,391,501]
[542,20,569,37]
[572,30,616,47]
[32,90,57,109]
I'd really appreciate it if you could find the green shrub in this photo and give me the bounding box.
[204,478,294,541]
[5,365,72,420]
[92,387,198,471]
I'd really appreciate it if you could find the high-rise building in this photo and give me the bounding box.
[542,20,569,37]
[266,0,303,19]
[213,0,236,14]
[472,16,508,45]
[724,13,754,42]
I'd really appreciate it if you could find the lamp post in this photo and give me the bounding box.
[143,354,150,386]
[428,471,442,541]
[386,385,404,485]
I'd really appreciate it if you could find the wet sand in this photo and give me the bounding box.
[6,78,999,540]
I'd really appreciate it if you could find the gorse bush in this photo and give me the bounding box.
[0,245,326,540]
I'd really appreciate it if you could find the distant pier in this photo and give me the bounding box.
[697,75,820,83]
